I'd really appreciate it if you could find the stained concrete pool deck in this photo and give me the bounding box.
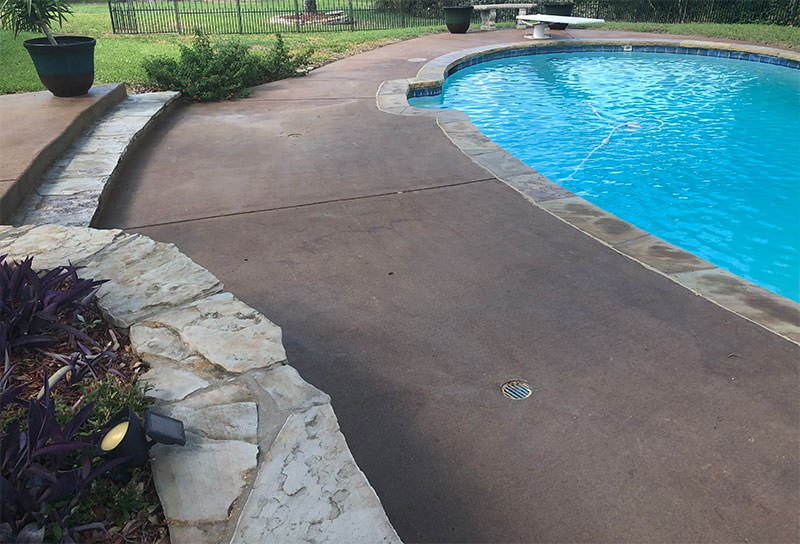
[94,29,799,543]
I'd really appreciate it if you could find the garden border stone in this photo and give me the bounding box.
[0,224,401,544]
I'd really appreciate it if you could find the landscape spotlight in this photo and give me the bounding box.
[100,408,186,470]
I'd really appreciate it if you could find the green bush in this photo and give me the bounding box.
[142,30,312,102]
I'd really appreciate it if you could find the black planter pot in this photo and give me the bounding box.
[23,36,96,97]
[542,2,574,30]
[444,6,474,34]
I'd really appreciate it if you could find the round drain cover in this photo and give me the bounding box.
[501,380,532,400]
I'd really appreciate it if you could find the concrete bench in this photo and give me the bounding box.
[474,3,537,30]
[517,13,605,39]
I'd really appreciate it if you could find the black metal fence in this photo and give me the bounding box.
[107,0,444,34]
[107,0,799,35]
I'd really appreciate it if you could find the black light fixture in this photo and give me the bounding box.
[100,408,186,471]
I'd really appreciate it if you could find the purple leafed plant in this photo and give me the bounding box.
[0,376,128,544]
[0,255,106,372]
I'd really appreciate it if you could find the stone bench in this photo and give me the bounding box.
[474,3,537,30]
[517,13,605,39]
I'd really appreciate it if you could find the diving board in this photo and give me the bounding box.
[516,14,605,39]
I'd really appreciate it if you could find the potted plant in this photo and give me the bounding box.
[443,5,473,34]
[0,0,96,97]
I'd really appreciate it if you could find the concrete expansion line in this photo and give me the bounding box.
[125,177,497,230]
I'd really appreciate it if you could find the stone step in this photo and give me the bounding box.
[13,91,180,227]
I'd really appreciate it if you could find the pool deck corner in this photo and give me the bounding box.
[377,36,800,345]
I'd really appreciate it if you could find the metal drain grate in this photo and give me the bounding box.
[501,380,532,400]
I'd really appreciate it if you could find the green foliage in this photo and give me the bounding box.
[2,3,799,95]
[142,30,312,102]
[598,20,800,46]
[80,376,152,434]
[0,3,442,94]
[0,0,72,37]
[573,0,799,26]
[263,32,313,80]
[72,476,148,526]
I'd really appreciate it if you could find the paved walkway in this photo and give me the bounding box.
[96,30,799,543]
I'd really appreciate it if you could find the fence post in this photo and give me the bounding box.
[107,0,115,33]
[236,0,243,33]
[401,0,407,27]
[348,0,354,30]
[172,0,182,34]
[294,0,301,32]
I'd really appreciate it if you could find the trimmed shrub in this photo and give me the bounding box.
[142,31,312,102]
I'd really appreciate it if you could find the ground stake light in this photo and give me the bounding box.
[100,408,186,471]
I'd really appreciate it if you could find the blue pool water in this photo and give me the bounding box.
[411,52,800,302]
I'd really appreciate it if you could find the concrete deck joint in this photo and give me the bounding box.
[120,178,497,230]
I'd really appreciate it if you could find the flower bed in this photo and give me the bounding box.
[0,256,168,544]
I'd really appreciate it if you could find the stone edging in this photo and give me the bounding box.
[0,224,401,544]
[13,91,181,228]
[0,84,128,224]
[376,38,800,345]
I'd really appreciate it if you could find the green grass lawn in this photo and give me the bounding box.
[598,21,800,49]
[1,3,798,94]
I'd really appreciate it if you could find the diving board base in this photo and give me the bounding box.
[517,14,605,39]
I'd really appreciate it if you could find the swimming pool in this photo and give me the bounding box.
[410,50,800,302]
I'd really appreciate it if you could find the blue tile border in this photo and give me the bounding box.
[407,43,800,99]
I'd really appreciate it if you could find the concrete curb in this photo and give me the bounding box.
[377,38,800,345]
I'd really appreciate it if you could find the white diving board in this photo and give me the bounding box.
[516,14,605,39]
